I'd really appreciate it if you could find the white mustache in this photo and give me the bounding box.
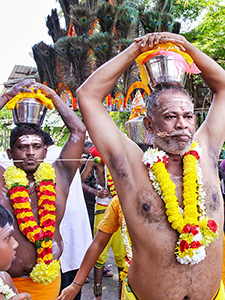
[157,130,193,138]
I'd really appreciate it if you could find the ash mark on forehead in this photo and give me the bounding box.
[158,100,194,115]
[19,135,42,144]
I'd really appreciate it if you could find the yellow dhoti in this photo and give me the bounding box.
[122,277,224,300]
[212,280,225,300]
[12,271,61,300]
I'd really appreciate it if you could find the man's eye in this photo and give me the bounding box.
[186,115,193,119]
[166,116,175,119]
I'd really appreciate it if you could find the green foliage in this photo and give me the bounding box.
[109,111,130,135]
[172,0,219,21]
[183,5,225,68]
[0,106,14,151]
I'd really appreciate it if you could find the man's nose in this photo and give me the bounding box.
[175,116,187,129]
[12,236,19,250]
[27,146,35,155]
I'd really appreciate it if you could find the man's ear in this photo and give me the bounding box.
[143,116,153,134]
[6,149,12,160]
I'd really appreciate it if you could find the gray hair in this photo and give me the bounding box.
[145,86,193,119]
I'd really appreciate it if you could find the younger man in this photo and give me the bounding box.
[0,79,86,299]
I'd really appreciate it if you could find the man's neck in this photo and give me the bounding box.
[27,174,35,184]
[166,153,183,178]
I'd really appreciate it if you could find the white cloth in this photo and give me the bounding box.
[0,152,13,168]
[59,171,92,272]
[95,195,112,206]
[45,145,92,272]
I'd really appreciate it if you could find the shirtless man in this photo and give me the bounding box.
[0,79,86,300]
[76,32,225,299]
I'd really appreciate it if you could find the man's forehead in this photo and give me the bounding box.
[18,135,43,144]
[0,223,13,234]
[158,95,193,113]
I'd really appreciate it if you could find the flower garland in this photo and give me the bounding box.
[3,163,60,284]
[142,141,219,265]
[106,168,117,197]
[0,278,16,299]
[105,169,133,281]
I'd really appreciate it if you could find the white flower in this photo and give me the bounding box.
[192,232,203,242]
[190,247,206,265]
[176,247,206,265]
[142,148,168,168]
[0,278,16,299]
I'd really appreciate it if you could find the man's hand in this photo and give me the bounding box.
[32,82,57,100]
[134,32,186,53]
[98,188,110,198]
[10,292,31,300]
[6,79,36,100]
[56,284,80,300]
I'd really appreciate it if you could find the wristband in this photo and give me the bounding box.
[72,281,84,287]
[3,93,10,101]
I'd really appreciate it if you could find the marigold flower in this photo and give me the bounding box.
[4,163,57,285]
[143,141,219,265]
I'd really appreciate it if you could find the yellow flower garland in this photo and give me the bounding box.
[120,216,132,282]
[143,141,219,265]
[105,170,132,281]
[4,163,60,284]
[106,168,117,197]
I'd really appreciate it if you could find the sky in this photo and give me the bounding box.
[0,0,62,91]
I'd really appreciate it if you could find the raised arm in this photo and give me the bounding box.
[0,79,35,110]
[33,83,86,184]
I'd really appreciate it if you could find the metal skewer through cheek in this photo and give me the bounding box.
[0,158,97,163]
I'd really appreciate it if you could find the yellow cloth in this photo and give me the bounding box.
[98,195,123,233]
[12,271,61,300]
[94,200,124,269]
[212,280,225,300]
[122,277,224,300]
[122,276,140,300]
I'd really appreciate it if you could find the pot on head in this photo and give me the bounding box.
[144,55,187,89]
[12,98,47,125]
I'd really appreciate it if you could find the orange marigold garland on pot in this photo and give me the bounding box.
[142,141,219,265]
[4,162,60,285]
